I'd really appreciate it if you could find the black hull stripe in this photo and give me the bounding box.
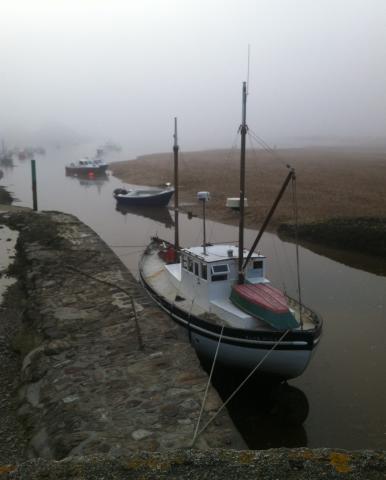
[140,274,321,352]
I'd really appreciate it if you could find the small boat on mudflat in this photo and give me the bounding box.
[65,158,108,176]
[113,186,174,207]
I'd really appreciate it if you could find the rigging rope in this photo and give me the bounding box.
[191,325,225,447]
[292,175,303,327]
[192,329,290,442]
[271,233,287,293]
[109,244,148,248]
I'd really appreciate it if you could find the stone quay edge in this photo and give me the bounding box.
[0,208,245,460]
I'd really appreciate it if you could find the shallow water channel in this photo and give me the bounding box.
[1,145,385,450]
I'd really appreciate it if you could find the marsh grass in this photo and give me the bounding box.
[111,147,386,229]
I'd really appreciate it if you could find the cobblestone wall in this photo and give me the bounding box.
[1,210,244,460]
[2,448,386,479]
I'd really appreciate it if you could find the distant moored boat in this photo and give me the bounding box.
[65,157,109,176]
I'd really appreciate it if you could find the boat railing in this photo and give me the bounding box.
[286,294,322,328]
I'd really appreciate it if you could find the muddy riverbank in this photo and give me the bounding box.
[111,147,386,257]
[111,147,386,225]
[278,217,386,259]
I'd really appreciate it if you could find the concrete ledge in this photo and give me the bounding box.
[2,448,386,479]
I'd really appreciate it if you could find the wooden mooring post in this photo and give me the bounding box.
[31,159,38,211]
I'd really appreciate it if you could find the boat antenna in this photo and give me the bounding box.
[197,192,210,255]
[246,44,251,95]
[238,81,248,284]
[173,117,179,251]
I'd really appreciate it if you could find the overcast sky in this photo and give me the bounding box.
[1,0,386,154]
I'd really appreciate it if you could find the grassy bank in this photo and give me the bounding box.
[278,217,386,258]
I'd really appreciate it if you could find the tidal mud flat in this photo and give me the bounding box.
[111,147,386,259]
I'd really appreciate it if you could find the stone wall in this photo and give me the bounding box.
[0,209,244,460]
[2,448,386,479]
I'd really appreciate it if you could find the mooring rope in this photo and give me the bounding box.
[192,328,290,443]
[65,264,144,350]
[65,264,130,296]
[191,325,225,447]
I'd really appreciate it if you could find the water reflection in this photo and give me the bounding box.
[292,239,386,277]
[115,203,174,229]
[205,363,309,448]
[65,171,109,194]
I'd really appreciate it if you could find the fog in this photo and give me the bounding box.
[1,0,386,155]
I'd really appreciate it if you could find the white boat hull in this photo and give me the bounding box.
[140,275,321,380]
[190,330,313,379]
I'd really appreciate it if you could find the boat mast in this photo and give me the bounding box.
[238,81,248,284]
[173,117,179,250]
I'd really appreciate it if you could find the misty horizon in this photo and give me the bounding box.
[1,0,386,157]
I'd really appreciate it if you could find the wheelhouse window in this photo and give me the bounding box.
[187,257,193,272]
[182,255,188,270]
[211,264,229,282]
[253,260,263,270]
[201,263,207,280]
[194,262,199,276]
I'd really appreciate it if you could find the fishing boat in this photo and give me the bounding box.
[113,185,174,207]
[65,157,108,176]
[139,84,322,380]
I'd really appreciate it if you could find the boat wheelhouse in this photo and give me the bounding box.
[167,244,267,325]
